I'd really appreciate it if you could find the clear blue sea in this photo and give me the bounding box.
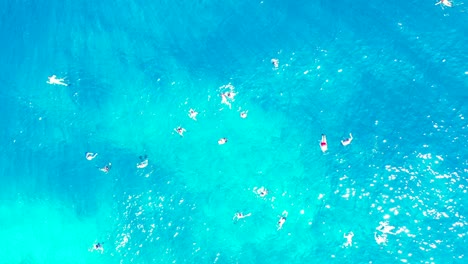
[1,0,467,263]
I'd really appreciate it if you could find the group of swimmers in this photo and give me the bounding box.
[321,133,355,247]
[341,221,403,248]
[85,153,149,254]
[233,210,289,231]
[341,221,402,248]
[48,55,378,253]
[233,186,288,230]
[85,151,148,174]
[173,84,246,145]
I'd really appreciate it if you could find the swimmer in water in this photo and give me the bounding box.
[90,242,104,253]
[435,0,452,7]
[85,152,98,161]
[189,109,198,121]
[218,138,228,145]
[376,221,396,235]
[240,111,248,119]
[271,58,279,69]
[320,134,328,152]
[175,127,186,137]
[226,92,236,100]
[277,211,288,230]
[343,232,354,247]
[221,92,236,109]
[99,163,112,173]
[136,155,148,169]
[341,133,353,146]
[219,85,236,107]
[233,212,252,221]
[47,75,68,86]
[374,232,388,245]
[221,93,231,108]
[254,186,268,198]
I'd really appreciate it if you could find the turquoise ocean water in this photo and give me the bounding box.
[1,0,467,263]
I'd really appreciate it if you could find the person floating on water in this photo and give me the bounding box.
[46,75,68,86]
[85,152,98,161]
[90,242,104,253]
[218,138,228,145]
[343,232,354,247]
[175,127,186,137]
[253,186,268,198]
[137,155,148,169]
[271,58,279,69]
[341,133,353,146]
[435,0,452,7]
[99,163,112,173]
[277,211,288,230]
[320,134,328,152]
[189,109,198,121]
[240,111,248,119]
[233,212,252,221]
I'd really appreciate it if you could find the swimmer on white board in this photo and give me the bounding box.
[341,133,353,146]
[320,134,328,152]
